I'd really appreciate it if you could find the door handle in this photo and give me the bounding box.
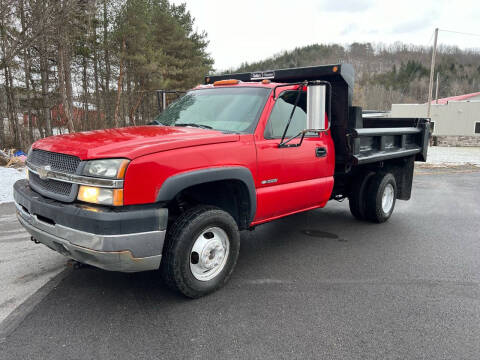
[315,147,327,157]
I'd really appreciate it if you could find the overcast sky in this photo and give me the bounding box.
[170,0,480,71]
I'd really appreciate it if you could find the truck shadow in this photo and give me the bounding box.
[48,203,378,303]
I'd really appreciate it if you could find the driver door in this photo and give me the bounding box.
[254,89,334,223]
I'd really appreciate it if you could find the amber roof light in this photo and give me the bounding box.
[213,79,240,86]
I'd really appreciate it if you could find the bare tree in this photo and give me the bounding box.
[19,0,34,143]
[102,0,111,127]
[113,37,125,127]
[55,0,78,133]
[0,0,22,147]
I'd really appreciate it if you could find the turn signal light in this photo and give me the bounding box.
[77,186,123,206]
[113,189,124,206]
[117,160,129,179]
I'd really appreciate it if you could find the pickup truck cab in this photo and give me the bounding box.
[14,64,429,298]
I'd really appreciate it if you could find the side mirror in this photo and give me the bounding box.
[306,84,326,131]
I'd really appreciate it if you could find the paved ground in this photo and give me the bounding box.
[0,203,65,323]
[0,168,479,359]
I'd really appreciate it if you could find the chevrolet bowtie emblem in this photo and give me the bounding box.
[37,165,51,180]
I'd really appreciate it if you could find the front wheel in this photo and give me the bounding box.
[161,206,240,298]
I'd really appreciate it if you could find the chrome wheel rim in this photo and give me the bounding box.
[190,227,230,281]
[382,184,394,213]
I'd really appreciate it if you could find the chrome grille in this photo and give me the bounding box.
[27,149,80,202]
[29,149,80,174]
[29,172,72,196]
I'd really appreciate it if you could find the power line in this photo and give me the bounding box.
[439,29,480,38]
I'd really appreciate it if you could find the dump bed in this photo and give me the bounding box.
[348,109,430,166]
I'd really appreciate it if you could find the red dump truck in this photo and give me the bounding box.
[14,64,429,297]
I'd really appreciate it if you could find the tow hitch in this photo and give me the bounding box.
[30,236,40,244]
[67,259,90,270]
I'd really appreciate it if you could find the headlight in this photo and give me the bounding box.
[78,159,129,206]
[77,186,123,206]
[83,159,129,179]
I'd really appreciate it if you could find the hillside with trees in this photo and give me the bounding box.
[0,0,212,149]
[233,43,480,111]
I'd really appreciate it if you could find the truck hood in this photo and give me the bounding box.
[32,126,240,160]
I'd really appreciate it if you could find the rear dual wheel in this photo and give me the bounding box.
[349,172,397,223]
[348,171,375,221]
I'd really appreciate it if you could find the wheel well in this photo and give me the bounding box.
[168,180,252,230]
[381,156,415,200]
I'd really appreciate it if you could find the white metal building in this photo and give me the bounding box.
[390,92,480,146]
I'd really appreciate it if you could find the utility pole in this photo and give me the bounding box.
[427,28,439,118]
[435,73,439,104]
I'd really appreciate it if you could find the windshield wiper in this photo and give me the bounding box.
[175,123,213,129]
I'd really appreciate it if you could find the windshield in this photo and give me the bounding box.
[154,87,270,133]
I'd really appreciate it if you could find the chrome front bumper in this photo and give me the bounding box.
[15,202,166,273]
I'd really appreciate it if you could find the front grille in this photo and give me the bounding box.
[29,149,80,174]
[27,149,81,202]
[29,172,72,196]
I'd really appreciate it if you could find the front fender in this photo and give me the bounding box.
[156,166,257,223]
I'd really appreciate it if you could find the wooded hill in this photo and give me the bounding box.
[233,43,480,111]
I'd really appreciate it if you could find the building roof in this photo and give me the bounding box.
[430,91,480,104]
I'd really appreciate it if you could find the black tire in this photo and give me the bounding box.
[365,172,397,223]
[348,171,375,221]
[161,205,240,298]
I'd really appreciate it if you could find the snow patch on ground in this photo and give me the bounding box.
[0,167,26,203]
[426,146,480,166]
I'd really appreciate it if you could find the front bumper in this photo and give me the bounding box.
[14,180,167,272]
